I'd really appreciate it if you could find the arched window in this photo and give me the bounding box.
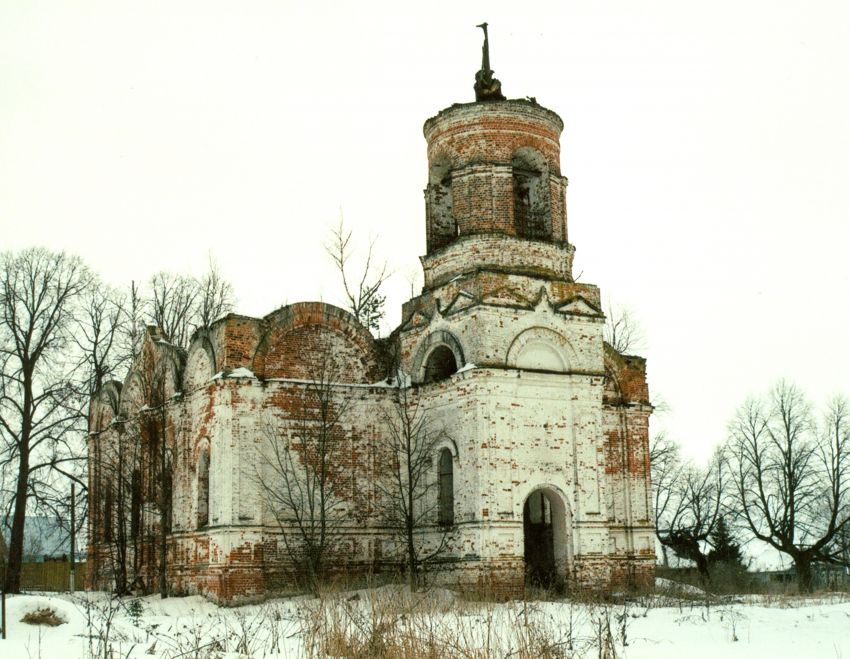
[103,481,113,542]
[197,447,210,528]
[438,448,454,526]
[512,148,551,240]
[130,468,141,538]
[423,345,458,383]
[163,464,173,535]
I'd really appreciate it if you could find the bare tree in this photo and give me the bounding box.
[89,331,179,597]
[325,218,389,333]
[603,301,645,355]
[74,280,128,403]
[725,382,850,592]
[651,433,724,582]
[255,353,351,593]
[146,272,199,351]
[92,418,143,595]
[121,280,146,365]
[142,260,235,351]
[376,385,451,590]
[649,433,679,568]
[140,347,177,598]
[0,248,91,592]
[196,257,235,331]
[817,397,850,568]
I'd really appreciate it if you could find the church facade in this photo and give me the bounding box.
[87,51,655,601]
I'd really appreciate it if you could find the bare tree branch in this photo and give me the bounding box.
[603,301,645,355]
[376,384,452,590]
[325,216,389,333]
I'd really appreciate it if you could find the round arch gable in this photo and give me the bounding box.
[252,302,380,382]
[119,370,147,417]
[89,380,122,433]
[506,326,573,373]
[411,330,465,384]
[184,334,217,391]
[153,349,185,401]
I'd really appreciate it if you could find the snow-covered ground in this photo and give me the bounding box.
[1,584,848,658]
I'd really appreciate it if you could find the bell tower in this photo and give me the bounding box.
[420,26,573,292]
[398,25,654,595]
[423,100,569,252]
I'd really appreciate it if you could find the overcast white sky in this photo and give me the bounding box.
[2,0,848,463]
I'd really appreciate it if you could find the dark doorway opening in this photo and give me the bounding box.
[523,490,557,587]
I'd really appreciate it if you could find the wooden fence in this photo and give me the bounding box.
[19,561,87,592]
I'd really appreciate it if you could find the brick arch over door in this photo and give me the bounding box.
[252,302,382,383]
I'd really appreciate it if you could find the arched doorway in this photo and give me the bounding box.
[523,487,569,588]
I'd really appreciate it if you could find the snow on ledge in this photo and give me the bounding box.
[211,367,257,381]
[228,367,256,378]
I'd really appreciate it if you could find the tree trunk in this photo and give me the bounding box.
[406,452,417,592]
[406,523,416,592]
[693,552,711,585]
[794,556,814,593]
[4,450,30,593]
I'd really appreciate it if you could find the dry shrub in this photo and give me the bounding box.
[295,585,616,659]
[21,607,65,627]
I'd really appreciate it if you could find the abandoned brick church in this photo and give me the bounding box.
[87,34,655,601]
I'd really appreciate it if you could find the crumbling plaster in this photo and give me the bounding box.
[87,92,654,601]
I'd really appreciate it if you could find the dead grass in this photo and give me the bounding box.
[292,585,622,659]
[21,607,66,627]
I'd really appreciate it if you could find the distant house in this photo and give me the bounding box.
[752,564,849,589]
[1,516,74,562]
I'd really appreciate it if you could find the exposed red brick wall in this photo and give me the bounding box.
[423,101,569,252]
[603,346,650,406]
[253,302,381,382]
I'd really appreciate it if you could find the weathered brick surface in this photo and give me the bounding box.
[87,96,654,601]
[420,235,576,290]
[423,101,569,252]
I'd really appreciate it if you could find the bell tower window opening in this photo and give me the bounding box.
[438,448,454,526]
[512,148,551,241]
[427,157,455,252]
